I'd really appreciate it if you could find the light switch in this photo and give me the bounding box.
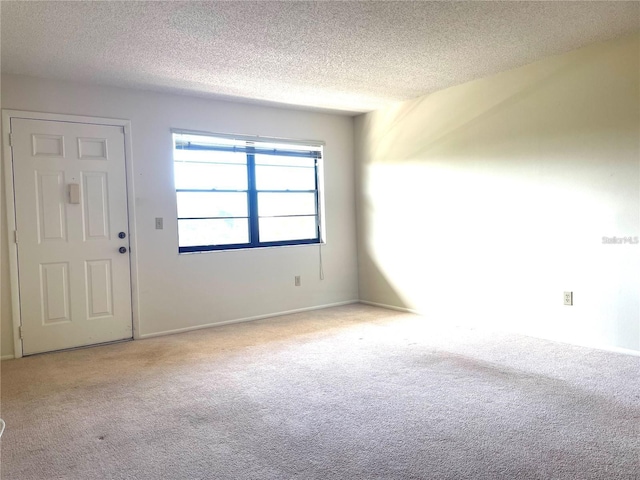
[155,217,163,230]
[68,183,80,204]
[564,291,573,306]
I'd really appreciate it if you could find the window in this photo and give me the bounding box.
[173,131,324,252]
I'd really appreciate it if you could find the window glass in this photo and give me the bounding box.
[174,149,247,165]
[255,165,316,191]
[174,163,248,191]
[259,216,318,242]
[258,192,316,217]
[178,218,250,247]
[255,154,315,168]
[176,192,248,219]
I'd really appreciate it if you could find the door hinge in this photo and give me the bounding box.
[18,326,23,339]
[9,133,14,147]
[14,230,18,244]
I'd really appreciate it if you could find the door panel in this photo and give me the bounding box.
[12,118,133,355]
[36,171,67,241]
[40,262,71,324]
[85,259,114,318]
[82,171,110,240]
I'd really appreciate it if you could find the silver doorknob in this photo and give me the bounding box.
[119,247,127,254]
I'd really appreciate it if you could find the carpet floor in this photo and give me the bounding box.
[0,304,638,479]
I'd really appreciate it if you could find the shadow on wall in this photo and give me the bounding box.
[355,32,640,351]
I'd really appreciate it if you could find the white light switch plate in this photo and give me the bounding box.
[564,291,573,306]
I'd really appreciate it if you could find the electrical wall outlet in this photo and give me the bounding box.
[564,291,573,306]
[155,217,163,230]
[295,276,301,287]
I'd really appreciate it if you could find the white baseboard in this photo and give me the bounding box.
[559,341,640,357]
[359,301,640,357]
[1,354,15,361]
[138,300,360,340]
[359,300,422,315]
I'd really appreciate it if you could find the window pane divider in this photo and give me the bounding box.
[172,128,324,148]
[258,214,317,219]
[247,151,260,244]
[176,188,248,193]
[175,160,248,166]
[178,216,249,221]
[256,189,316,193]
[175,142,321,159]
[255,164,316,169]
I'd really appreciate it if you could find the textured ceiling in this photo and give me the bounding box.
[1,1,639,114]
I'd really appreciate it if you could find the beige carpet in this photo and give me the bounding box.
[1,304,638,479]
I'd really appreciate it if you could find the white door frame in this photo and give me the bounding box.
[2,110,141,358]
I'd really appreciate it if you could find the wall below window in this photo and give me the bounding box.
[355,33,640,353]
[1,76,359,357]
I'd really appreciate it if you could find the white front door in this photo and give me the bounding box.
[11,118,133,355]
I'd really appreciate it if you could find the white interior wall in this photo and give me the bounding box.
[1,75,359,357]
[355,33,640,353]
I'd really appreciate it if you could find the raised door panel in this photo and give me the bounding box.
[35,171,67,243]
[85,260,114,319]
[82,172,110,240]
[39,262,71,325]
